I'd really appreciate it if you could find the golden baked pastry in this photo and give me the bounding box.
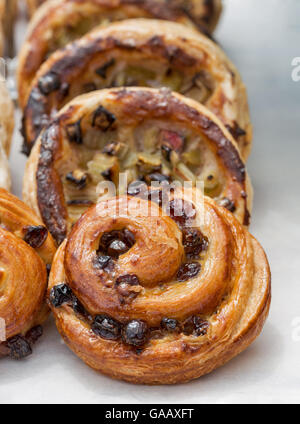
[0,81,14,190]
[20,19,251,159]
[23,87,252,245]
[0,189,57,359]
[47,186,271,384]
[1,0,18,57]
[26,0,46,16]
[18,0,222,107]
[0,0,4,56]
[0,80,14,157]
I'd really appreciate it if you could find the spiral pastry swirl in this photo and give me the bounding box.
[48,187,270,384]
[0,189,56,359]
[23,87,252,245]
[20,18,251,158]
[19,0,222,106]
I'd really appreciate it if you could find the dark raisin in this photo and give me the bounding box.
[94,255,113,270]
[99,229,135,257]
[7,336,32,360]
[161,144,173,162]
[169,199,196,226]
[115,274,141,300]
[127,180,147,197]
[194,318,209,336]
[66,170,88,189]
[226,124,246,139]
[72,297,86,316]
[218,197,236,213]
[177,262,201,282]
[100,231,116,249]
[123,229,135,247]
[49,284,72,308]
[101,169,113,181]
[38,72,61,95]
[92,106,116,131]
[66,120,82,144]
[122,320,148,347]
[115,274,140,294]
[23,225,48,248]
[145,173,170,184]
[92,315,121,340]
[161,318,179,332]
[182,228,208,258]
[25,325,43,345]
[107,240,129,257]
[183,316,209,336]
[95,58,115,78]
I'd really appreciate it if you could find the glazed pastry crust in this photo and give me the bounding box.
[47,188,271,385]
[0,189,57,357]
[18,0,222,106]
[23,87,252,245]
[20,18,251,159]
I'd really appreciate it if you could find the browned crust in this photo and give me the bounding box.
[27,0,222,30]
[36,124,69,245]
[21,19,251,159]
[0,189,57,357]
[47,192,271,385]
[19,0,222,106]
[26,87,252,245]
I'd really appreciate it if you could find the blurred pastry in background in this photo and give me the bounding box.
[18,0,222,106]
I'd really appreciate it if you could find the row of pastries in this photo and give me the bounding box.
[0,0,271,385]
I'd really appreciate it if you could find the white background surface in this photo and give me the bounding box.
[1,0,299,404]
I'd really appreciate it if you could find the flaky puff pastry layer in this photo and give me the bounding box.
[48,187,271,384]
[0,189,56,358]
[18,0,222,107]
[20,18,251,160]
[23,87,252,246]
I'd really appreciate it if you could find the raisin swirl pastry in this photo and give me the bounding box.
[0,189,56,359]
[18,0,222,108]
[48,187,271,384]
[23,87,252,245]
[20,19,251,159]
